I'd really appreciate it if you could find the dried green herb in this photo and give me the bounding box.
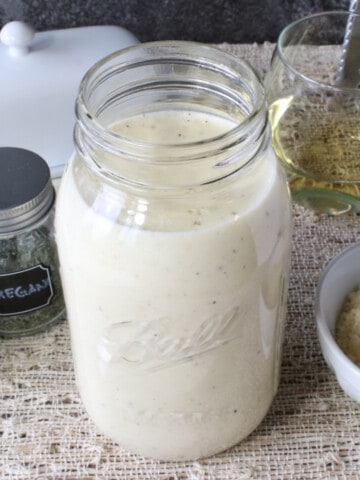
[0,219,65,337]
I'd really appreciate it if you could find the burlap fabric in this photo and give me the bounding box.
[1,43,360,480]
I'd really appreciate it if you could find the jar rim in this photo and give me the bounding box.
[76,41,266,153]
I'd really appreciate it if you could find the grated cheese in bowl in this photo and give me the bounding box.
[336,287,360,368]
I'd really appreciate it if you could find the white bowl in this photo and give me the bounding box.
[316,242,360,403]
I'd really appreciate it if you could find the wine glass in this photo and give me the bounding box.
[265,11,360,215]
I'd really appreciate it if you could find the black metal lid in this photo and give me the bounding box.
[0,147,55,233]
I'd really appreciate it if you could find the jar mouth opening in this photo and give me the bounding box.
[76,41,266,154]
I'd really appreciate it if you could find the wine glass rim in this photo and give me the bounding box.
[277,10,360,94]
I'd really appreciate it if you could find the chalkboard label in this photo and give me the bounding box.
[0,264,54,316]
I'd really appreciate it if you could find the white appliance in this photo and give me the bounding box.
[0,21,139,179]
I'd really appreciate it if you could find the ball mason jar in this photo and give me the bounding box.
[55,41,292,461]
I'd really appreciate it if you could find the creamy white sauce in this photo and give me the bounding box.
[55,110,291,460]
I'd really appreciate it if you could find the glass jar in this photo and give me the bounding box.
[55,41,292,461]
[0,147,65,337]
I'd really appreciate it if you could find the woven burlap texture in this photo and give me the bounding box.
[1,43,360,480]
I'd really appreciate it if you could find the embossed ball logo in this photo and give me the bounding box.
[97,306,241,372]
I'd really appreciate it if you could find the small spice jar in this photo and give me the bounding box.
[0,147,65,337]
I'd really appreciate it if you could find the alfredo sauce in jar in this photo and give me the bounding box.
[55,42,292,461]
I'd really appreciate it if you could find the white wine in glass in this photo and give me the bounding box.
[266,11,360,215]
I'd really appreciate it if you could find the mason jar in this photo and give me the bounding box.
[55,41,292,461]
